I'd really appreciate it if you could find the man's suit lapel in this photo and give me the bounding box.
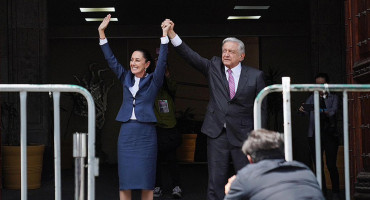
[234,65,249,99]
[220,63,230,98]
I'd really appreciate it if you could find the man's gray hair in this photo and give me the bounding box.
[222,37,245,55]
[242,129,284,162]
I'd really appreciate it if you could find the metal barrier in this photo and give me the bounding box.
[0,84,99,200]
[253,77,370,200]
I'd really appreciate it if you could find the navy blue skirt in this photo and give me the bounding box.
[117,120,157,190]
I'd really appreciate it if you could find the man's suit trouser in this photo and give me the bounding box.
[207,129,249,200]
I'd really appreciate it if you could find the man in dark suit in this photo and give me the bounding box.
[163,20,267,200]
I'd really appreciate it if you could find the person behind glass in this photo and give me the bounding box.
[298,73,340,200]
[162,19,267,200]
[224,129,325,200]
[98,14,171,200]
[152,66,183,198]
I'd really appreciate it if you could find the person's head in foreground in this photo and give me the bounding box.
[242,129,284,163]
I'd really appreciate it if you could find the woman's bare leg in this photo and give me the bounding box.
[141,190,153,200]
[120,190,132,200]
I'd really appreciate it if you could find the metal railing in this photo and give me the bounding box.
[0,84,99,200]
[253,77,370,200]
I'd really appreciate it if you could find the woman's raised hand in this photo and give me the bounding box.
[98,14,111,39]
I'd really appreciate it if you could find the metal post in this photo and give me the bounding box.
[83,90,98,200]
[53,92,62,200]
[253,85,277,130]
[282,77,293,161]
[314,91,322,189]
[254,88,265,130]
[20,91,28,200]
[343,91,350,200]
[74,132,87,200]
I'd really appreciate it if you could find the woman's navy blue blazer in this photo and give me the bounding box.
[101,42,168,123]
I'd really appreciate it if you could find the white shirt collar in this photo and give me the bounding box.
[225,63,242,76]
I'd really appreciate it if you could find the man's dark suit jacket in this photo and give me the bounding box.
[224,159,325,200]
[174,42,267,147]
[101,43,168,122]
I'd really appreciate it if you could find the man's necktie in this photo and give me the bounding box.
[227,69,235,99]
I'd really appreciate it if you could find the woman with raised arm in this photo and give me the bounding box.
[98,14,170,200]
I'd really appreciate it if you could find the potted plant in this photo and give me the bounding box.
[60,63,114,167]
[1,102,45,189]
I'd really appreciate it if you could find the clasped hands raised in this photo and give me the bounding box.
[161,19,172,37]
[98,14,175,38]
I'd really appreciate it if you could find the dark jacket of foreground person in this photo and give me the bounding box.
[225,159,325,200]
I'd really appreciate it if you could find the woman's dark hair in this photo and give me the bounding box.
[134,49,155,73]
[315,73,330,83]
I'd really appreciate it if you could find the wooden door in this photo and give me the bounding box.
[345,0,370,195]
